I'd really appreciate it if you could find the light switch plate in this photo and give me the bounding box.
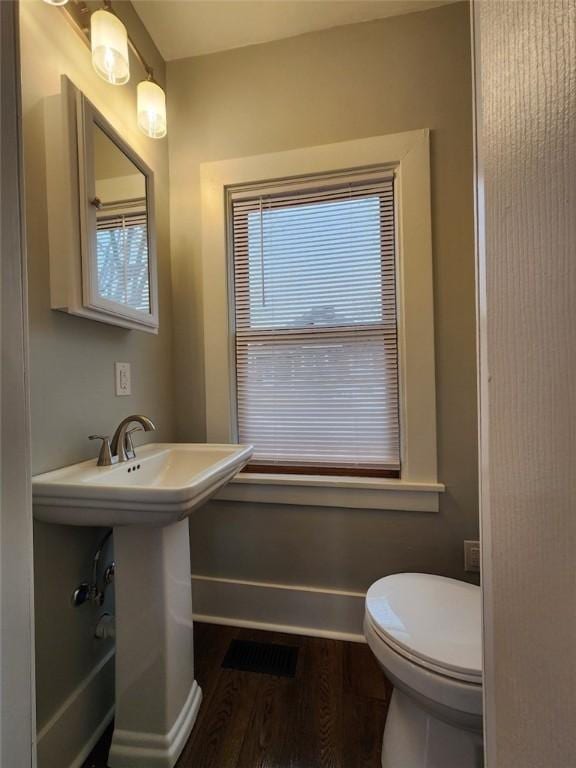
[115,362,131,396]
[464,540,481,573]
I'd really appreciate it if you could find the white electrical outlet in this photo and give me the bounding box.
[115,362,131,396]
[464,540,481,573]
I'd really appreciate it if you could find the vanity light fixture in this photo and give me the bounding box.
[137,78,167,139]
[44,0,167,138]
[91,8,130,85]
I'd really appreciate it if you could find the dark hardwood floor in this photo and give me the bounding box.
[83,622,392,768]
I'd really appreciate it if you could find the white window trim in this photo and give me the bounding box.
[200,129,443,511]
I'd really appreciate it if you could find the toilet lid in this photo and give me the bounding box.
[366,573,482,682]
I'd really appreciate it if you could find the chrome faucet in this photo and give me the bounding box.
[90,415,156,466]
[111,415,156,462]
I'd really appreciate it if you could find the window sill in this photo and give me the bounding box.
[214,472,445,512]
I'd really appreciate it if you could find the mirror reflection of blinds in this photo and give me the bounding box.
[98,197,148,213]
[230,172,401,477]
[96,211,150,313]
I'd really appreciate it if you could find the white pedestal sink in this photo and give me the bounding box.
[32,443,253,768]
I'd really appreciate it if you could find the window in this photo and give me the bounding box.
[230,172,400,477]
[96,208,150,313]
[201,131,441,510]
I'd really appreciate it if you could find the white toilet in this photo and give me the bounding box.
[364,573,483,768]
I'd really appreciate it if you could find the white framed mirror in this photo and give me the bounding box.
[45,76,159,333]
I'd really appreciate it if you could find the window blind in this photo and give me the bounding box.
[230,173,400,476]
[96,209,150,313]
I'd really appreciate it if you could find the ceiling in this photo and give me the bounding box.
[132,0,459,61]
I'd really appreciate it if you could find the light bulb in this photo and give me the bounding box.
[137,80,167,139]
[43,0,69,5]
[91,9,130,86]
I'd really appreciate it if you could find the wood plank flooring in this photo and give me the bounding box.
[82,622,392,768]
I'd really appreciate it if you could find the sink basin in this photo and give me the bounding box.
[32,442,253,527]
[32,441,252,768]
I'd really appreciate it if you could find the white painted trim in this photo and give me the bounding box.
[216,473,445,511]
[36,647,114,743]
[0,3,36,765]
[200,130,438,490]
[471,4,493,764]
[69,706,114,768]
[36,648,115,768]
[191,574,366,641]
[194,614,366,645]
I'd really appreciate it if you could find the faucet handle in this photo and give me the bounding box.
[89,435,115,467]
[124,426,143,460]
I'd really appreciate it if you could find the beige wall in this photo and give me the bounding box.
[20,1,174,764]
[168,2,478,591]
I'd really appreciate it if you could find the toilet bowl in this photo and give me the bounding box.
[364,573,483,768]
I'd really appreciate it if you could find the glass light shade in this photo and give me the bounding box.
[43,0,69,5]
[91,10,130,85]
[137,80,167,139]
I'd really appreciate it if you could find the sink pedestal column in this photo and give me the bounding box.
[108,519,202,768]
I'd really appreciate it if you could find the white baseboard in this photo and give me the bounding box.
[191,574,366,642]
[37,647,115,768]
[69,705,114,768]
